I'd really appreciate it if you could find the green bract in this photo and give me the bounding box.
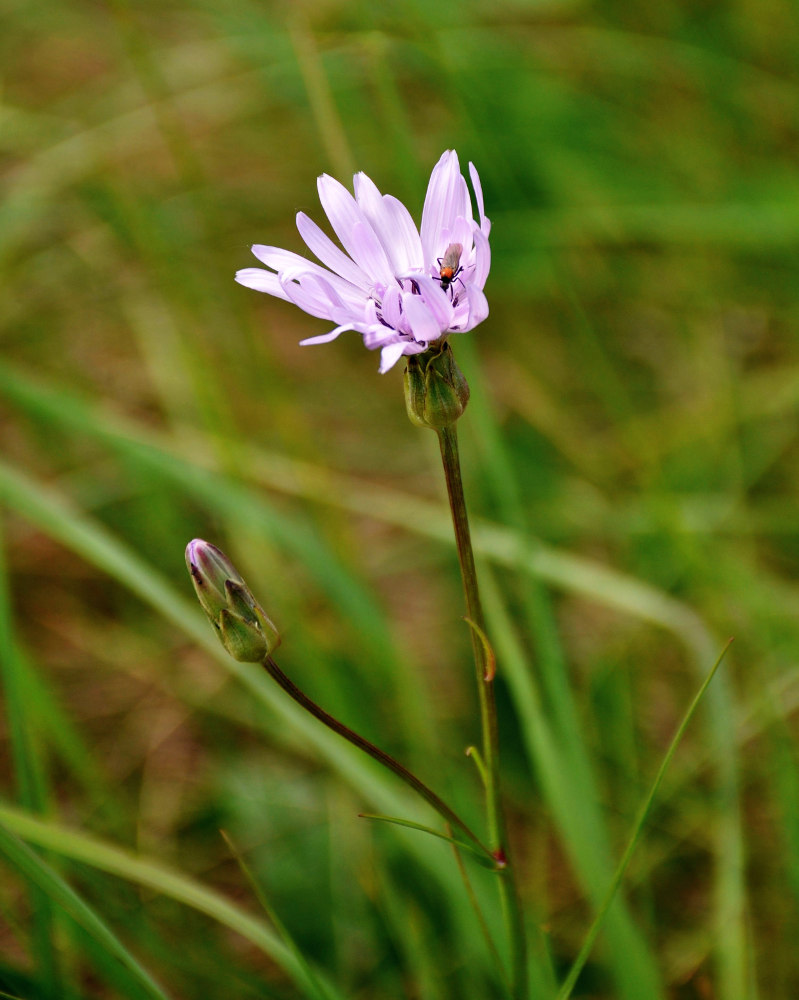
[404,341,470,430]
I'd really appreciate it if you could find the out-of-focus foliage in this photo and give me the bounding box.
[2,1,799,997]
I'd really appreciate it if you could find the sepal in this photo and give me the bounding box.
[404,340,470,430]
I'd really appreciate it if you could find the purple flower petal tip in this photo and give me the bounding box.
[236,151,490,371]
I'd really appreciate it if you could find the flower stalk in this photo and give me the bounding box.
[436,423,529,1000]
[259,654,495,863]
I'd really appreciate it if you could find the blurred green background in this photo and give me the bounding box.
[2,0,799,997]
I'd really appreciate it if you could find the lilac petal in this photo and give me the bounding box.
[455,174,472,227]
[302,272,358,318]
[354,174,424,273]
[253,243,367,311]
[469,225,491,290]
[280,275,340,321]
[300,324,354,346]
[295,212,371,290]
[444,215,476,254]
[352,172,392,244]
[379,342,407,372]
[462,284,489,330]
[469,162,491,236]
[317,174,394,285]
[363,325,401,349]
[348,301,382,342]
[251,245,356,292]
[363,298,380,326]
[235,268,291,300]
[249,247,366,309]
[409,274,455,329]
[251,245,323,273]
[349,221,397,289]
[380,284,404,330]
[382,195,425,271]
[280,267,366,314]
[420,152,473,261]
[401,291,444,344]
[420,150,462,265]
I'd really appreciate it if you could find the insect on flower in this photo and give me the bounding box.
[438,242,464,293]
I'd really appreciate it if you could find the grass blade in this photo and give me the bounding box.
[557,640,733,999]
[0,803,345,999]
[0,823,171,1000]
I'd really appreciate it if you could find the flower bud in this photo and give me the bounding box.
[404,340,470,430]
[185,539,280,662]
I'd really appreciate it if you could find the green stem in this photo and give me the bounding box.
[437,426,500,840]
[437,424,528,999]
[261,655,495,863]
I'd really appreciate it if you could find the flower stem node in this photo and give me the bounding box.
[404,341,470,430]
[185,539,280,662]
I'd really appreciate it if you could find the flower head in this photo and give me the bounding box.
[236,151,490,373]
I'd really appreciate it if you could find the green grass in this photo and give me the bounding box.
[2,1,799,996]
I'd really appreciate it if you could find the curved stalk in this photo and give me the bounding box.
[261,654,496,864]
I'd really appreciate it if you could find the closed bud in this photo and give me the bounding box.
[185,539,280,662]
[404,340,470,430]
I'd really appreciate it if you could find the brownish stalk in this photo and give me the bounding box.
[260,654,495,864]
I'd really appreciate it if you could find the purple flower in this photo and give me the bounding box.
[235,151,491,373]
